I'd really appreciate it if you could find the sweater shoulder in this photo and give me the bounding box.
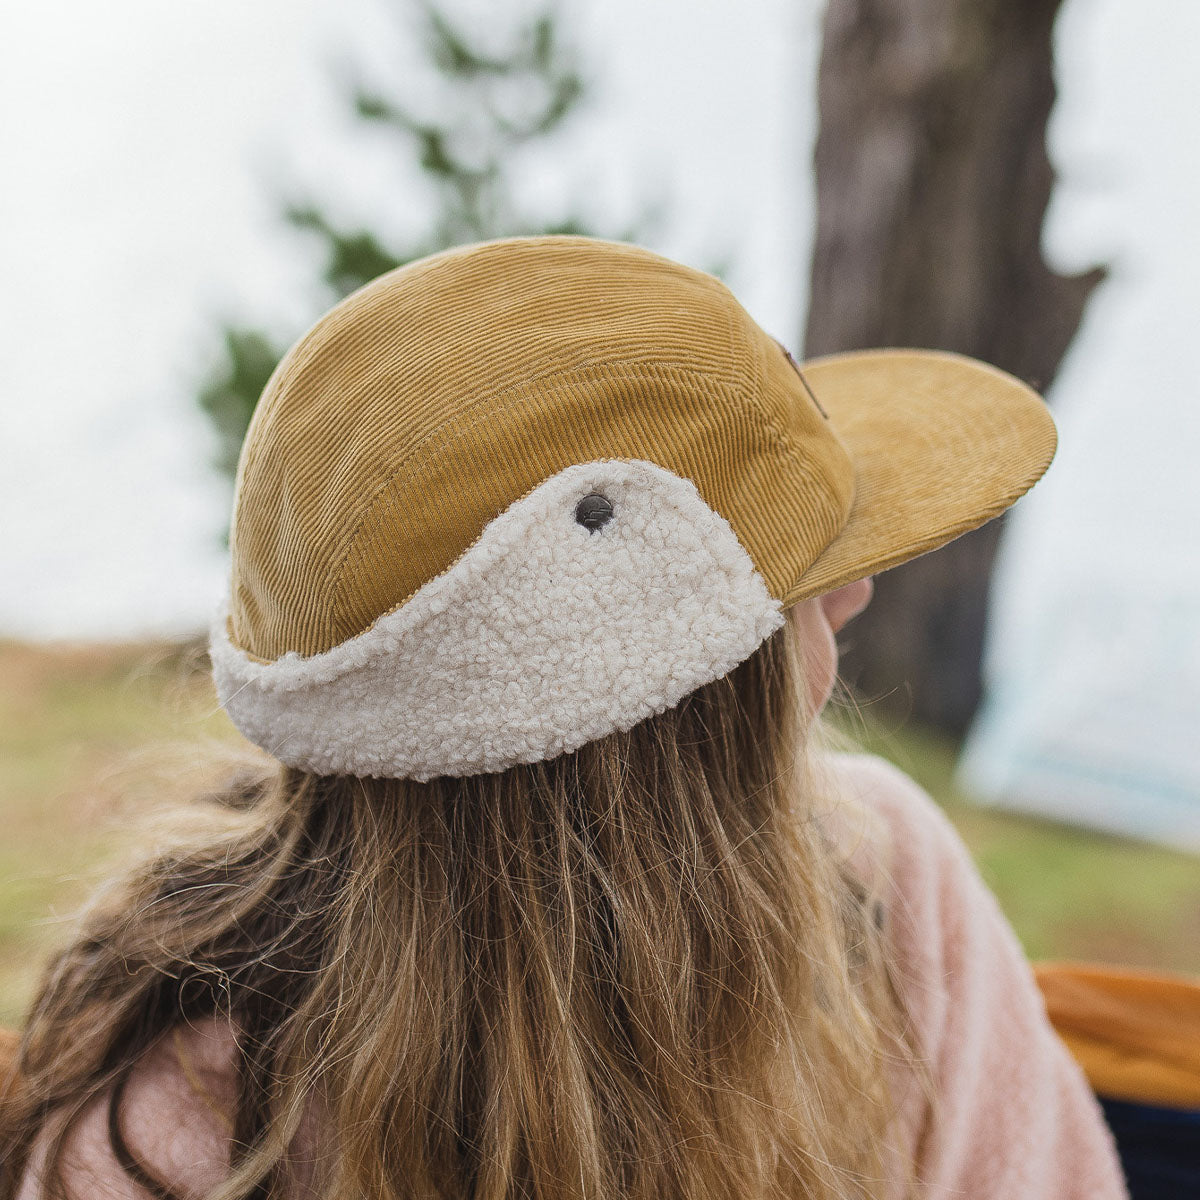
[16,1019,240,1200]
[820,749,957,838]
[814,749,1008,1046]
[815,749,974,901]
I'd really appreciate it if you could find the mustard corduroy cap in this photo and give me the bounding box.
[210,236,1057,780]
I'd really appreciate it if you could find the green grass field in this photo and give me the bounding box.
[1,640,1196,1029]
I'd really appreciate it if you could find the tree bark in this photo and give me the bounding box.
[805,0,1105,734]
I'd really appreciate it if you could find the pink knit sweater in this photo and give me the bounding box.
[18,753,1129,1198]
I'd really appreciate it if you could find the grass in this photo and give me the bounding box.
[0,641,1196,1028]
[0,639,238,1026]
[837,709,1200,971]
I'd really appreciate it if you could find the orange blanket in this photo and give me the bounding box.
[1035,961,1200,1109]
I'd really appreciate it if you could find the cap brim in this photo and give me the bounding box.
[784,348,1057,605]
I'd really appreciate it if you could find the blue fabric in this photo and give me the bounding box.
[1099,1096,1200,1199]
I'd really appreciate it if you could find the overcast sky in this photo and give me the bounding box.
[1,0,1196,644]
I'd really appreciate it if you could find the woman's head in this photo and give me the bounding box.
[210,236,1055,785]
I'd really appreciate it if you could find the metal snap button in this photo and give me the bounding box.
[574,493,614,532]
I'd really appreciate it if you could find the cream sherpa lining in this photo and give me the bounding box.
[210,460,784,780]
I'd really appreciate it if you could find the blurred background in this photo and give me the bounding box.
[1,0,1197,1026]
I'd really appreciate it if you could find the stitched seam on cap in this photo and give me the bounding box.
[726,295,781,465]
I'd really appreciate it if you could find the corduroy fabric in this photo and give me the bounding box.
[785,348,1059,603]
[229,237,852,661]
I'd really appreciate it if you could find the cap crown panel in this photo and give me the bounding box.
[229,238,853,660]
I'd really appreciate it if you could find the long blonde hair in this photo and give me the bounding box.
[1,616,913,1200]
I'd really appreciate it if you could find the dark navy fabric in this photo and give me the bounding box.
[1099,1096,1200,1199]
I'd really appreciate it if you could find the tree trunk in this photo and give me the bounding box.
[805,0,1105,735]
